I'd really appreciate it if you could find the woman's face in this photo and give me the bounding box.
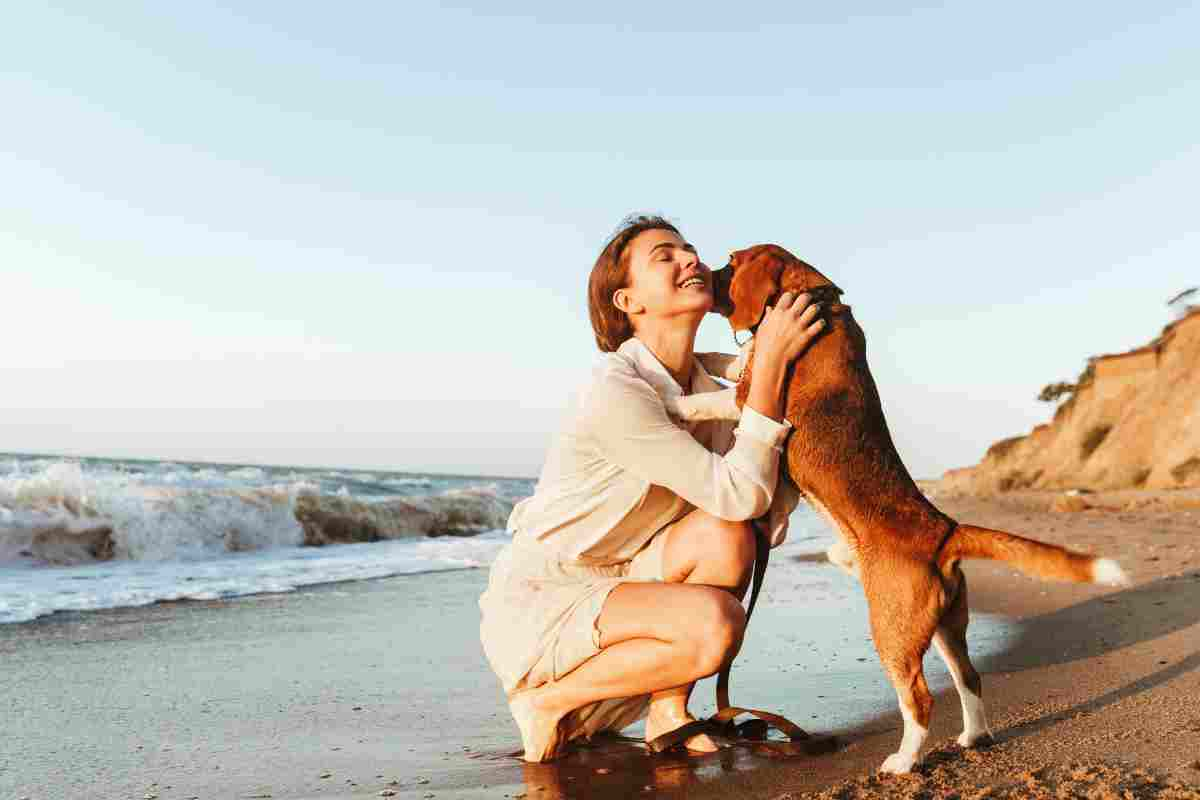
[615,228,713,324]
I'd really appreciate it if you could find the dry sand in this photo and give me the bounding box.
[2,491,1198,799]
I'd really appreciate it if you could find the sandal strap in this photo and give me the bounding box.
[710,705,810,741]
[644,718,723,753]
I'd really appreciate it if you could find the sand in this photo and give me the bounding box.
[2,491,1198,799]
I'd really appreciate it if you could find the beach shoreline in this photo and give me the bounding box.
[3,492,1198,799]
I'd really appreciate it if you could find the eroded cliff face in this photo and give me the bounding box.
[941,310,1200,494]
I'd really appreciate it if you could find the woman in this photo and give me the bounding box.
[479,214,825,761]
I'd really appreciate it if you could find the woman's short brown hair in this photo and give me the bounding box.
[587,214,681,352]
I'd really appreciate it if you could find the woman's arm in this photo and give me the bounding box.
[590,292,824,520]
[587,371,788,521]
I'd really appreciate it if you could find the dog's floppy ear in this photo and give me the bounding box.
[727,249,784,332]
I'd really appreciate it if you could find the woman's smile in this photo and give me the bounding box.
[676,270,708,291]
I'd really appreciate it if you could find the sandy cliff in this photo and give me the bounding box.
[941,309,1200,494]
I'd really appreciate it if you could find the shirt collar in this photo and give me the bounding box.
[617,337,723,400]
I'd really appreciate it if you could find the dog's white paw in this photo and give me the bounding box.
[1092,558,1130,587]
[879,752,918,774]
[957,730,993,748]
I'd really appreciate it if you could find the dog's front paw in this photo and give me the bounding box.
[879,751,918,774]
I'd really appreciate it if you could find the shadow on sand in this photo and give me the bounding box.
[975,569,1200,743]
[977,570,1200,672]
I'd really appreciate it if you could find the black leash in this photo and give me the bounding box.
[645,521,835,754]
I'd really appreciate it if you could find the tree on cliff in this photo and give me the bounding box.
[1038,382,1076,403]
[1168,287,1197,319]
[1038,363,1095,405]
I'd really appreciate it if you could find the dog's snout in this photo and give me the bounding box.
[710,264,734,317]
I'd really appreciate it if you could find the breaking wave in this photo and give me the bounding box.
[0,454,531,623]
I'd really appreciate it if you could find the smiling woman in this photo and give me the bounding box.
[477,213,826,761]
[586,216,690,354]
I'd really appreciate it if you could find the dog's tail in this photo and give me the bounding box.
[938,524,1129,586]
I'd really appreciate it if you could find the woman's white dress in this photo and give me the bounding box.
[478,336,794,743]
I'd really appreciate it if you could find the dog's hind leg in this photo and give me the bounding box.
[868,574,942,774]
[878,655,934,774]
[932,570,993,748]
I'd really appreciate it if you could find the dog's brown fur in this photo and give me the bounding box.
[711,244,1128,773]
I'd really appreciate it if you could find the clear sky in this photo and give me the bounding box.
[3,2,1197,478]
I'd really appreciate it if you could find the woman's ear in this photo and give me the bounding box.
[726,255,782,332]
[613,288,643,316]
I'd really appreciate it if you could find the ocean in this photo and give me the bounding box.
[0,452,534,624]
[0,451,840,626]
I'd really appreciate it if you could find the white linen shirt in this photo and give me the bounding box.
[506,337,797,562]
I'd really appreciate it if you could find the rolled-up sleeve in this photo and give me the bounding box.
[586,371,790,521]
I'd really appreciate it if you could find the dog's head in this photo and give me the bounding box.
[711,244,843,332]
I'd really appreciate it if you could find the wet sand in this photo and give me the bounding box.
[2,493,1198,799]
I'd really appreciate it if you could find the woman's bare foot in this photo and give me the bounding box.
[509,687,568,762]
[644,708,720,753]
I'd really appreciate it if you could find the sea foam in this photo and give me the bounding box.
[0,454,531,623]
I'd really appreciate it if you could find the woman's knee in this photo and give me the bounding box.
[702,517,756,586]
[686,589,747,676]
[713,517,756,566]
[666,513,756,583]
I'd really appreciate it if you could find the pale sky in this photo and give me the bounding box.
[3,2,1197,479]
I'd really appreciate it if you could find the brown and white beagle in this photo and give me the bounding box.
[667,244,1128,774]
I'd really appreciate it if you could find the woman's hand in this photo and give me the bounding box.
[754,292,825,370]
[744,292,825,422]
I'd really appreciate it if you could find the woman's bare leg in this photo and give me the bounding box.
[511,580,745,761]
[645,511,756,751]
